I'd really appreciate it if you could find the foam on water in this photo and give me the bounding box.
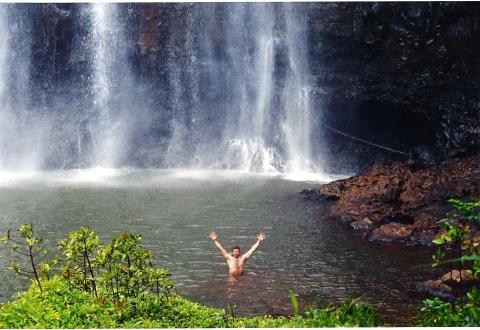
[165,168,280,181]
[0,170,38,186]
[0,168,345,187]
[57,167,124,183]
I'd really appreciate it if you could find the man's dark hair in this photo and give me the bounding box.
[232,245,241,251]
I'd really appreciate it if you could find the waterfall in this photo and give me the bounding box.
[219,3,279,172]
[165,3,323,177]
[88,3,132,168]
[282,4,317,177]
[164,6,201,167]
[0,3,329,180]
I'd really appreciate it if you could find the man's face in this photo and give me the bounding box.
[232,248,241,259]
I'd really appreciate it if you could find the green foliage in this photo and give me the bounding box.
[96,231,174,301]
[3,225,175,304]
[431,199,480,281]
[0,276,118,328]
[421,198,480,326]
[0,223,54,293]
[0,276,379,328]
[448,199,480,222]
[299,298,379,327]
[419,298,465,326]
[420,293,480,327]
[288,290,299,315]
[58,226,99,297]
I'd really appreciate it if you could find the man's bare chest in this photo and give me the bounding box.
[228,257,245,267]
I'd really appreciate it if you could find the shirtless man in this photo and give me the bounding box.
[209,231,266,276]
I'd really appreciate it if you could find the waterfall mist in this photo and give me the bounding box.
[0,5,44,171]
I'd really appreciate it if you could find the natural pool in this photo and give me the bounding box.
[0,169,434,325]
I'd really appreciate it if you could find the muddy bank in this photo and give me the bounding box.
[302,153,480,245]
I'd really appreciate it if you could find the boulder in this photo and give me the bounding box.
[369,223,413,242]
[417,269,479,299]
[299,188,339,201]
[440,269,474,286]
[350,218,373,231]
[416,279,455,300]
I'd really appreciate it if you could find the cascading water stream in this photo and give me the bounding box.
[282,4,318,178]
[165,7,201,167]
[89,3,132,168]
[220,3,278,173]
[164,3,326,179]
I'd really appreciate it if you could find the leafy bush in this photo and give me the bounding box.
[1,223,54,293]
[419,298,467,326]
[301,298,379,327]
[432,199,480,282]
[94,231,175,301]
[0,276,379,328]
[2,225,175,303]
[0,277,119,328]
[420,199,480,326]
[58,226,100,297]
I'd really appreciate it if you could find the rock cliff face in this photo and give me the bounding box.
[306,2,479,171]
[10,2,480,171]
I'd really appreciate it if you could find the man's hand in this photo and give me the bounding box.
[257,232,266,242]
[210,231,217,241]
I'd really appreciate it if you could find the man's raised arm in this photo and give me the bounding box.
[242,233,266,260]
[210,231,229,259]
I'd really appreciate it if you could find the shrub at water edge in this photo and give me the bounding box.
[419,199,480,326]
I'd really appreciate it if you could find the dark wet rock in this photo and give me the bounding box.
[369,223,413,242]
[299,188,339,201]
[317,154,480,245]
[409,145,442,168]
[410,229,437,246]
[350,218,373,231]
[416,279,455,300]
[308,2,480,172]
[417,270,479,300]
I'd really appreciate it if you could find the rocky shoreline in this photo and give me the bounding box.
[302,152,480,246]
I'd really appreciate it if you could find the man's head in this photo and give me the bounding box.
[231,246,241,259]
